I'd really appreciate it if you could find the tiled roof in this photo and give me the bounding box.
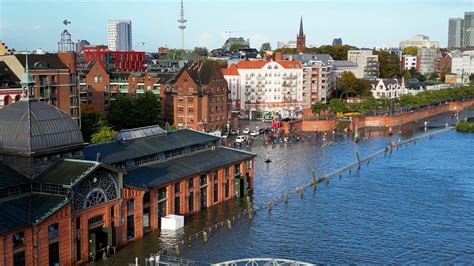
[223,64,239,76]
[124,147,256,189]
[179,60,220,86]
[15,54,68,70]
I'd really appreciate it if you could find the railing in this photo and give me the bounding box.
[213,258,314,266]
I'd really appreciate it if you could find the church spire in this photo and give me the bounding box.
[299,16,304,37]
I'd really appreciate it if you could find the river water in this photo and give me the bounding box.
[99,111,474,264]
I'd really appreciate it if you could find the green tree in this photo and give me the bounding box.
[428,72,439,81]
[402,70,412,81]
[193,47,209,57]
[469,74,474,86]
[80,108,106,142]
[91,126,117,144]
[229,43,249,53]
[373,50,400,78]
[311,102,328,114]
[134,91,163,127]
[337,72,372,97]
[402,46,418,56]
[260,42,271,53]
[106,96,135,130]
[328,99,348,113]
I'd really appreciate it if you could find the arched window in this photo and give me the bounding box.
[14,95,21,102]
[3,95,11,105]
[48,223,59,240]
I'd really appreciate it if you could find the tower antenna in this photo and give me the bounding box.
[177,0,187,50]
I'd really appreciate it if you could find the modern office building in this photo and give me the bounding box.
[82,45,145,72]
[448,18,464,48]
[347,50,379,78]
[108,20,132,51]
[464,12,474,48]
[417,48,439,74]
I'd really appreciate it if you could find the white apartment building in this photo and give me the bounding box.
[451,50,474,84]
[399,35,439,49]
[223,60,304,120]
[347,50,379,78]
[333,60,359,78]
[369,78,405,99]
[401,55,418,71]
[418,48,439,74]
[108,20,132,51]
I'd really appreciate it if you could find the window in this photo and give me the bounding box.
[48,223,59,240]
[225,179,230,198]
[225,167,230,177]
[158,187,167,201]
[174,183,180,193]
[13,232,24,248]
[49,241,59,266]
[246,160,253,170]
[188,191,194,212]
[188,178,194,189]
[127,199,135,212]
[127,215,135,240]
[234,164,241,176]
[175,196,180,214]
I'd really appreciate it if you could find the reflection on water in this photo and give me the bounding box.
[96,111,474,265]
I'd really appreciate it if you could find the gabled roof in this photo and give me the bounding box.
[223,64,239,76]
[36,159,99,186]
[178,60,221,86]
[124,147,256,189]
[0,194,68,235]
[154,73,176,85]
[83,129,220,164]
[15,54,68,70]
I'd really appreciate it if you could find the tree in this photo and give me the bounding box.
[134,91,162,127]
[91,126,117,144]
[193,47,209,57]
[469,74,474,86]
[311,102,328,114]
[373,50,400,78]
[402,70,412,81]
[428,72,439,81]
[328,99,348,113]
[80,108,105,142]
[229,43,249,53]
[402,46,418,56]
[106,96,135,130]
[260,42,271,53]
[337,72,372,97]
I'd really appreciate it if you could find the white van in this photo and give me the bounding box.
[236,135,246,143]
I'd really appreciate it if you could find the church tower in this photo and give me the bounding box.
[296,17,306,53]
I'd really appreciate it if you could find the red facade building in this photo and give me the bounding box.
[83,45,145,72]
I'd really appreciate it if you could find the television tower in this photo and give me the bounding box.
[177,0,187,50]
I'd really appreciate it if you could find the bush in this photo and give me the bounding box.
[455,121,473,133]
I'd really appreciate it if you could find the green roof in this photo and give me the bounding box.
[124,147,256,189]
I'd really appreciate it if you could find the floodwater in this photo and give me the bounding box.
[97,110,474,265]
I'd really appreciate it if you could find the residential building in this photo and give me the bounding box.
[405,80,458,95]
[0,70,255,264]
[223,37,249,51]
[333,60,359,77]
[399,35,439,49]
[374,45,402,58]
[108,20,132,51]
[332,38,342,46]
[277,41,297,49]
[0,61,22,107]
[369,78,405,99]
[173,60,229,131]
[0,41,14,56]
[82,45,145,72]
[284,53,336,105]
[296,17,306,53]
[434,50,452,77]
[0,53,81,124]
[417,48,439,74]
[448,18,464,48]
[451,50,474,84]
[347,50,379,78]
[465,12,474,48]
[401,55,419,71]
[224,60,304,120]
[223,64,241,112]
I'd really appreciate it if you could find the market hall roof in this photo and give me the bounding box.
[0,193,68,235]
[0,162,29,189]
[0,100,84,155]
[83,129,220,164]
[124,147,256,189]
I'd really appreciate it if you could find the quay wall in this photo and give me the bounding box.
[291,99,474,132]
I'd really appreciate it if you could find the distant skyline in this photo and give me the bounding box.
[0,0,472,52]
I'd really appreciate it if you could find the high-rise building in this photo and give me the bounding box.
[108,20,132,51]
[464,12,474,48]
[448,18,464,48]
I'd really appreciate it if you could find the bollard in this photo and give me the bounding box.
[203,231,208,242]
[267,201,272,212]
[338,171,342,178]
[284,193,289,205]
[175,245,180,256]
[356,152,361,167]
[312,170,317,185]
[227,220,232,230]
[246,196,253,219]
[348,166,352,174]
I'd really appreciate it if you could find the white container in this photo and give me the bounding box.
[161,215,184,230]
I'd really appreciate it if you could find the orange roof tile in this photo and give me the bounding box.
[223,64,240,76]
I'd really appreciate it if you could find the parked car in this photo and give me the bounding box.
[209,130,222,137]
[242,128,250,134]
[221,134,228,139]
[250,130,259,136]
[229,129,238,135]
[236,135,247,143]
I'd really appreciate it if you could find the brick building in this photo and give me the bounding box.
[173,60,229,131]
[0,53,80,124]
[0,61,22,107]
[82,45,145,72]
[0,66,256,264]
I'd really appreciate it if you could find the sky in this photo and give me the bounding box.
[0,0,472,52]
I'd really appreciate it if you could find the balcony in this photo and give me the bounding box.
[136,89,145,94]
